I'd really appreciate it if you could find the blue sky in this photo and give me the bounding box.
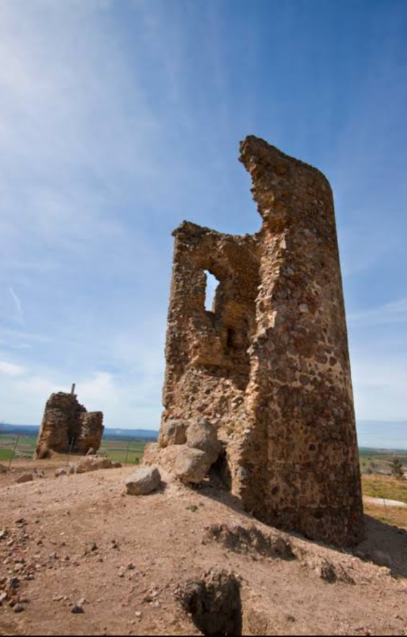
[0,0,406,444]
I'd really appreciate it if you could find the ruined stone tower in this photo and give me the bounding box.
[35,391,104,459]
[158,136,364,547]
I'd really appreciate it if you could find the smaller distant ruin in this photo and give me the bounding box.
[35,388,104,459]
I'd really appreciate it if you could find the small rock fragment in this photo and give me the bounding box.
[16,473,34,484]
[55,468,69,478]
[73,456,114,474]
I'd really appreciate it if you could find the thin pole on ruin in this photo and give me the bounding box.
[67,436,76,468]
[71,383,76,395]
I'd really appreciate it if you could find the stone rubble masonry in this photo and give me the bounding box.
[35,392,104,459]
[158,135,364,547]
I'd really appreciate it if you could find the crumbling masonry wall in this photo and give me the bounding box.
[159,136,364,547]
[35,392,104,459]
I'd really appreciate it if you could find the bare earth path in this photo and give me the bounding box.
[1,461,407,636]
[364,496,407,509]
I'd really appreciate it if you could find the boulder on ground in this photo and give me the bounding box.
[187,419,221,464]
[175,447,212,485]
[73,456,114,474]
[159,420,188,448]
[125,466,161,496]
[0,464,7,474]
[15,473,34,484]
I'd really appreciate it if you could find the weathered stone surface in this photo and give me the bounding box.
[187,419,221,464]
[158,135,364,547]
[158,420,188,448]
[76,412,104,455]
[125,466,161,496]
[174,448,212,485]
[73,456,113,474]
[143,443,185,475]
[35,392,104,459]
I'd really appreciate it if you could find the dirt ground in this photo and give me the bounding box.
[1,459,407,636]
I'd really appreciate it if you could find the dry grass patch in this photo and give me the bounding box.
[362,475,407,503]
[362,475,407,530]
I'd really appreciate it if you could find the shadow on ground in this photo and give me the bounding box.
[198,482,407,580]
[354,515,407,579]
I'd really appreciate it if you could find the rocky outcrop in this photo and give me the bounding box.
[157,135,364,548]
[145,418,221,486]
[203,523,295,561]
[35,392,104,459]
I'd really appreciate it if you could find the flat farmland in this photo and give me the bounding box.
[0,434,148,466]
[0,435,36,461]
[99,438,147,465]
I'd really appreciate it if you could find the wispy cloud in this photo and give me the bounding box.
[9,287,24,325]
[0,360,26,377]
[349,298,407,328]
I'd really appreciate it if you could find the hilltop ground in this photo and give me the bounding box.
[1,459,407,636]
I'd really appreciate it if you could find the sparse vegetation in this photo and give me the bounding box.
[361,474,407,529]
[390,457,405,480]
[362,474,407,503]
[363,501,407,530]
[359,448,407,476]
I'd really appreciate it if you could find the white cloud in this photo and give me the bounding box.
[0,365,162,429]
[0,360,26,377]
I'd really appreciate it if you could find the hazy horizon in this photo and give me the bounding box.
[2,419,407,451]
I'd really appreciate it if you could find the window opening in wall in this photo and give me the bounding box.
[226,328,235,349]
[204,270,219,312]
